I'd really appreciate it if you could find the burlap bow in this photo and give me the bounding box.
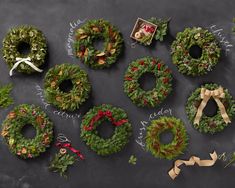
[194,87,231,125]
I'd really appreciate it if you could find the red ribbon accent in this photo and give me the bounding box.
[56,142,85,160]
[83,110,128,131]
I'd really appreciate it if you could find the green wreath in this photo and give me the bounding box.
[1,104,53,159]
[186,83,235,134]
[123,57,173,107]
[80,104,132,156]
[146,116,188,160]
[2,25,47,75]
[74,19,123,69]
[44,64,91,111]
[171,27,221,76]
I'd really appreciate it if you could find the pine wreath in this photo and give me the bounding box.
[1,104,53,159]
[146,116,188,160]
[2,25,47,75]
[44,64,91,111]
[74,19,123,69]
[123,57,172,107]
[171,27,221,76]
[186,83,235,134]
[80,104,132,156]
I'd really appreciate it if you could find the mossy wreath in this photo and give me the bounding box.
[123,57,172,107]
[1,104,53,159]
[80,104,132,156]
[186,83,235,134]
[146,116,188,160]
[2,25,47,75]
[74,19,123,69]
[44,64,91,111]
[171,27,221,76]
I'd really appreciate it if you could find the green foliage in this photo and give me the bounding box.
[171,27,221,76]
[146,116,188,160]
[148,17,170,41]
[74,19,123,69]
[1,104,53,159]
[232,18,235,33]
[0,83,13,108]
[2,25,47,74]
[44,63,91,111]
[123,57,172,107]
[49,152,77,177]
[81,104,132,156]
[128,155,137,165]
[186,83,235,134]
[224,152,235,168]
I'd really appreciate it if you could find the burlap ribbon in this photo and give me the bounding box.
[194,87,231,125]
[168,151,218,180]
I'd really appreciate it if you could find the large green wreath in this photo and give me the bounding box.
[171,27,221,76]
[2,25,47,74]
[80,104,132,156]
[123,57,172,107]
[44,64,91,111]
[146,116,188,160]
[186,83,235,134]
[1,104,53,159]
[74,19,123,69]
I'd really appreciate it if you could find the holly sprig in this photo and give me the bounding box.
[0,83,13,108]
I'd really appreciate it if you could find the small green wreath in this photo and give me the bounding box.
[44,64,91,111]
[1,104,53,159]
[171,27,221,76]
[80,104,132,156]
[2,25,47,75]
[186,83,235,134]
[146,116,188,160]
[74,19,123,69]
[123,57,173,107]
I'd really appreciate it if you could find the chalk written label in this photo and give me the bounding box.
[135,108,172,150]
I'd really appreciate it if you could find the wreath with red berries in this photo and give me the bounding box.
[123,57,173,107]
[1,104,53,159]
[74,19,123,69]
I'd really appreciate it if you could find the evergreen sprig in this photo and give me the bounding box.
[0,83,13,108]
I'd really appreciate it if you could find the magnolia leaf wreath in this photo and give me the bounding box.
[186,83,235,134]
[0,83,13,108]
[44,63,91,111]
[1,104,53,159]
[124,56,172,107]
[74,19,123,69]
[81,104,132,156]
[146,116,188,160]
[171,27,221,76]
[2,25,47,75]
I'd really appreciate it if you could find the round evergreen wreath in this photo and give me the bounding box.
[1,104,53,159]
[44,64,91,111]
[186,83,235,134]
[146,116,188,160]
[2,25,47,74]
[80,104,132,156]
[123,57,173,107]
[74,19,123,69]
[171,27,221,76]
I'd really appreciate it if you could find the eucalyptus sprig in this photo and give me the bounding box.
[0,83,13,108]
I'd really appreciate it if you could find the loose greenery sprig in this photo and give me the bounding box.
[128,155,137,165]
[0,83,13,108]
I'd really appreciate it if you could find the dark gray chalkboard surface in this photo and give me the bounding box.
[0,0,235,187]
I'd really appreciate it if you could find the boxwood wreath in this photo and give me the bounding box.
[146,116,188,160]
[123,57,172,107]
[171,27,221,76]
[186,83,235,134]
[74,19,123,69]
[44,64,91,111]
[80,104,132,156]
[2,25,47,75]
[1,104,53,159]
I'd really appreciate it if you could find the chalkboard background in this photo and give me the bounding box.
[0,0,235,187]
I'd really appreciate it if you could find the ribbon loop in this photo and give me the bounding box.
[9,57,43,76]
[194,87,231,125]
